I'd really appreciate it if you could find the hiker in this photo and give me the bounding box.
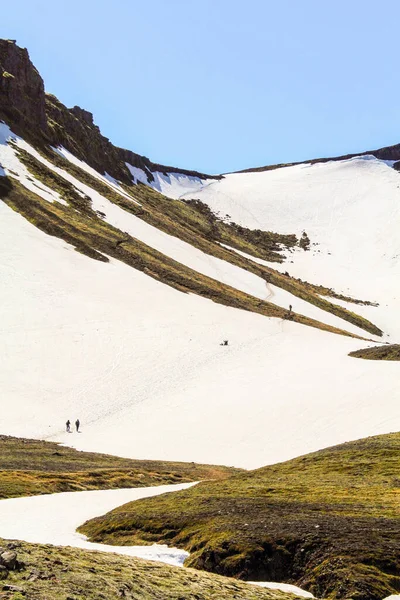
[66,420,71,433]
[289,304,292,314]
[75,419,80,433]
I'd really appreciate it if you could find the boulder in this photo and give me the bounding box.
[0,550,17,570]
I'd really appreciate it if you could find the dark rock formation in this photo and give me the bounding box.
[0,544,24,584]
[0,550,18,570]
[0,39,47,137]
[45,94,132,183]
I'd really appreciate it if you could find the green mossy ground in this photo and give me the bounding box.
[0,538,302,600]
[0,436,239,500]
[349,344,400,361]
[80,432,400,600]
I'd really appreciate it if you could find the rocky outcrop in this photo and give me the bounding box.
[0,40,47,138]
[45,94,132,183]
[0,544,24,581]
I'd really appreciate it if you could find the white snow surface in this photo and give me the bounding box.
[125,162,151,185]
[175,157,400,340]
[150,171,212,197]
[1,197,400,468]
[125,161,215,198]
[249,581,313,598]
[0,483,194,566]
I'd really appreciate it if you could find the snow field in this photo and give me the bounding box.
[165,157,400,339]
[1,201,399,468]
[1,125,375,336]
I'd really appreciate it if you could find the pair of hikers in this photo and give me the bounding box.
[66,419,80,433]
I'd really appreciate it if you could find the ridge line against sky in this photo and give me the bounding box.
[2,0,400,173]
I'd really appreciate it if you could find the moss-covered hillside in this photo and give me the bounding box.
[80,432,400,600]
[0,538,305,600]
[0,436,239,499]
[349,344,400,361]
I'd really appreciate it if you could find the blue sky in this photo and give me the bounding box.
[2,0,400,173]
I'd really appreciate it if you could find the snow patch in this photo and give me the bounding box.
[249,581,314,598]
[0,123,66,205]
[124,160,216,199]
[125,162,151,185]
[151,171,211,198]
[0,484,195,566]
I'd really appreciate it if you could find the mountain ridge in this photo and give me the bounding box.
[0,39,221,185]
[2,39,400,180]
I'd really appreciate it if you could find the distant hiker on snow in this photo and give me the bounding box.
[284,305,294,321]
[220,340,229,346]
[75,419,80,433]
[66,420,71,433]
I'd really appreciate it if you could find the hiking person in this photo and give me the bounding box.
[75,419,80,433]
[66,420,70,433]
[289,304,292,314]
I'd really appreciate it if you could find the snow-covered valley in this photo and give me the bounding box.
[0,34,400,600]
[1,134,400,467]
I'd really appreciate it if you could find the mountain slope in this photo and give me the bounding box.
[80,432,400,600]
[157,156,400,343]
[1,40,399,468]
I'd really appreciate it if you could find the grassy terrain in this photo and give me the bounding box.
[0,436,239,500]
[80,432,400,600]
[0,538,304,600]
[349,344,400,360]
[0,171,371,341]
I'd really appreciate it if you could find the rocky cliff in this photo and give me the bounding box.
[0,39,220,184]
[0,40,47,137]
